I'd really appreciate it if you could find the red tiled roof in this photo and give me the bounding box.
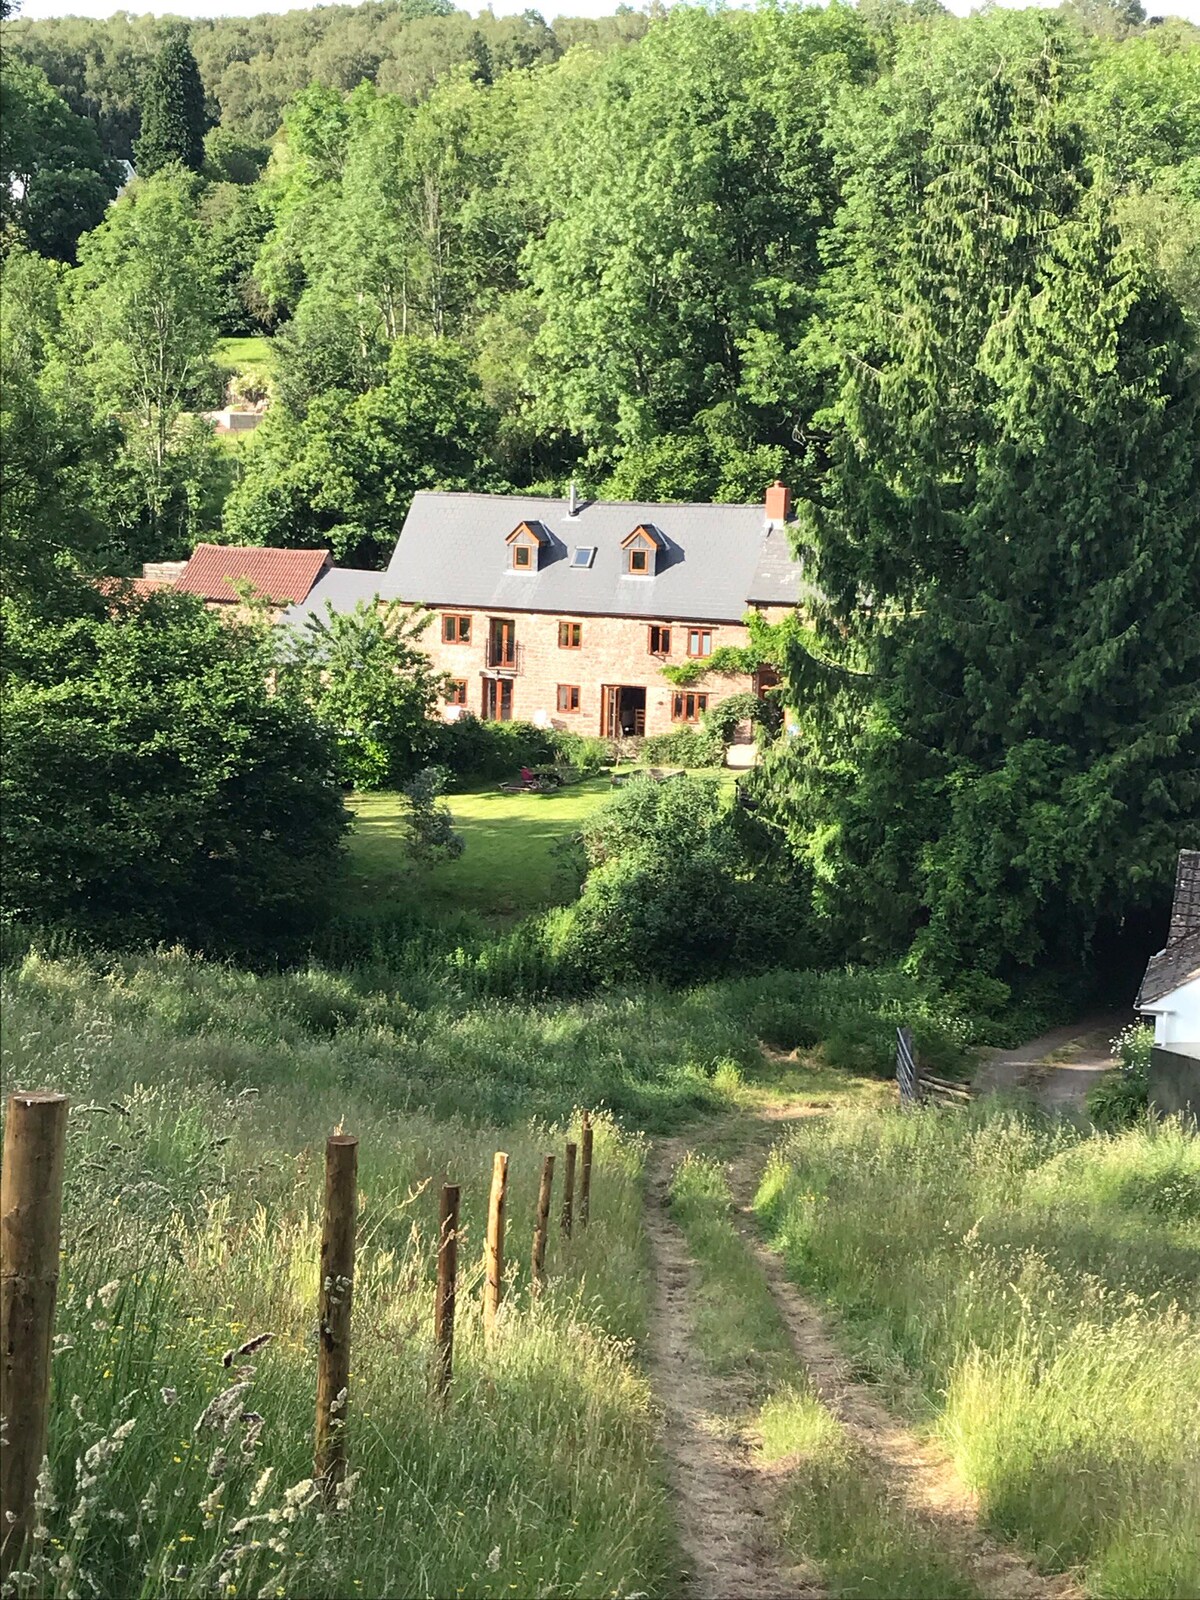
[176,544,331,607]
[94,575,172,600]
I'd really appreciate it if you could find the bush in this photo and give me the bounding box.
[642,726,725,767]
[563,775,807,984]
[1087,1022,1152,1129]
[431,716,560,783]
[1,591,348,954]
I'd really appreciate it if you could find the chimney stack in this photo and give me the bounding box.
[568,479,579,518]
[765,480,791,524]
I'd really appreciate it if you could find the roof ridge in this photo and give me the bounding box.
[409,489,763,513]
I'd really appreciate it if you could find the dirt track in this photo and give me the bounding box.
[643,1113,1084,1600]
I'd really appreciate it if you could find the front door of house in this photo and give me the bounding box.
[483,677,513,722]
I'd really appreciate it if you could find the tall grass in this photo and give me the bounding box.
[755,1107,1200,1596]
[667,1155,981,1598]
[1,983,670,1597]
[2,944,975,1137]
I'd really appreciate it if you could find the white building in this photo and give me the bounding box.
[1136,850,1200,1048]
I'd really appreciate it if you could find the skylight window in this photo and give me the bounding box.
[571,547,596,569]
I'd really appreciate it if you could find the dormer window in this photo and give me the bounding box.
[506,520,548,573]
[621,523,664,577]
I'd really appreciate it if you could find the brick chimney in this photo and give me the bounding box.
[765,480,791,524]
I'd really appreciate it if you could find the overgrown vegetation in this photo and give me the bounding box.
[0,957,672,1599]
[756,1106,1200,1596]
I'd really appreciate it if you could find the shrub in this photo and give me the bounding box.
[1,591,348,955]
[431,716,560,783]
[1087,1022,1152,1129]
[642,726,724,767]
[564,776,807,984]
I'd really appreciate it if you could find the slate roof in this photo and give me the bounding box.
[279,567,394,631]
[176,544,331,607]
[383,492,810,623]
[1137,851,1200,1008]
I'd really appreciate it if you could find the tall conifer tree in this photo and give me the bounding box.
[135,35,206,176]
[774,16,1200,978]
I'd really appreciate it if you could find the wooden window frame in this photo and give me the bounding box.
[628,547,649,575]
[558,620,582,650]
[443,613,472,644]
[512,543,533,571]
[686,627,713,659]
[671,691,708,724]
[556,684,581,714]
[445,678,468,706]
[648,624,671,656]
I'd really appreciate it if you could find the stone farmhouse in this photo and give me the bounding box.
[283,482,809,738]
[119,483,809,741]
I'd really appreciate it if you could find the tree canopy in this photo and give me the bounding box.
[3,0,1197,975]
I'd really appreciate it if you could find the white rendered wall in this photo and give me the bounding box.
[1150,976,1200,1045]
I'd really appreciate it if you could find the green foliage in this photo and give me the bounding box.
[279,598,447,789]
[1087,1021,1153,1129]
[0,592,348,953]
[561,775,806,985]
[72,168,225,557]
[0,57,120,261]
[642,726,725,767]
[134,34,206,176]
[770,13,1200,980]
[757,1107,1200,1594]
[223,339,497,565]
[400,764,464,860]
[428,715,559,783]
[0,253,119,600]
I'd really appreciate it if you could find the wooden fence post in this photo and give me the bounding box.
[896,1026,920,1109]
[433,1183,460,1400]
[315,1132,357,1495]
[580,1113,594,1230]
[561,1141,577,1239]
[483,1152,508,1338]
[1,1091,69,1582]
[531,1155,554,1295]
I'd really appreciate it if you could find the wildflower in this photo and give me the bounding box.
[96,1280,121,1311]
[282,1479,316,1510]
[208,1449,228,1479]
[486,1547,501,1572]
[333,1471,359,1515]
[161,1387,179,1407]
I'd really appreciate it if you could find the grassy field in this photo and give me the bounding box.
[215,335,275,375]
[0,936,899,1600]
[1,957,672,1598]
[756,1107,1200,1597]
[345,772,734,923]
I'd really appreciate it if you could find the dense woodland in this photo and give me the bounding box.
[1,0,1198,992]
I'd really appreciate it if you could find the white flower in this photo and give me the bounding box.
[486,1546,501,1572]
[96,1280,121,1311]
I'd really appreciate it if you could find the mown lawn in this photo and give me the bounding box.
[215,334,274,373]
[346,770,735,922]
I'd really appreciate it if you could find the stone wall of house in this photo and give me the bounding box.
[419,606,784,736]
